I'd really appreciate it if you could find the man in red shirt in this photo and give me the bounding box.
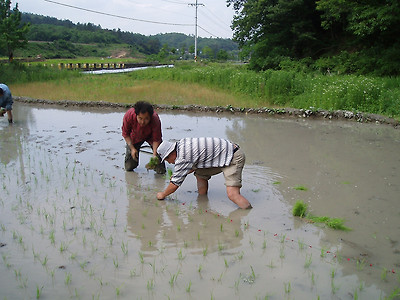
[122,101,166,174]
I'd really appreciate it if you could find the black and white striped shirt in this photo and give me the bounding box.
[171,137,235,186]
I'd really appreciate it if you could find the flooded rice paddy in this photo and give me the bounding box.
[0,102,399,299]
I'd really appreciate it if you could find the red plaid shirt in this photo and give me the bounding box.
[121,108,162,145]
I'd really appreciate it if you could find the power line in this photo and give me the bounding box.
[203,6,232,28]
[198,10,232,37]
[197,24,217,38]
[43,0,193,26]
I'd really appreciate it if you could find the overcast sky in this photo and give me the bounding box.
[15,0,236,39]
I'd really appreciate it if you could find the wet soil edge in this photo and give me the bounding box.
[14,96,400,128]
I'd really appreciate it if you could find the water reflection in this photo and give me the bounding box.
[124,171,249,254]
[9,101,400,296]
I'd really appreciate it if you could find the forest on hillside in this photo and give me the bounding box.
[18,13,238,60]
[228,0,400,75]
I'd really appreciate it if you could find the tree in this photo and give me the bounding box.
[217,49,228,61]
[227,0,326,70]
[0,0,29,62]
[202,45,214,59]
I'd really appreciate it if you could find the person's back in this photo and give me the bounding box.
[0,83,13,123]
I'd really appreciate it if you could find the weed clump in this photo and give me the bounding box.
[292,200,351,231]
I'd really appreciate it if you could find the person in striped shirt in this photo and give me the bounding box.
[156,137,252,209]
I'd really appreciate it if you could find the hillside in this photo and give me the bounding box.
[17,13,238,60]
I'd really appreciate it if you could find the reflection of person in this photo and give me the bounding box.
[156,137,252,209]
[0,84,13,124]
[122,101,165,173]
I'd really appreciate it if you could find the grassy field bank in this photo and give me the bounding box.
[3,61,400,120]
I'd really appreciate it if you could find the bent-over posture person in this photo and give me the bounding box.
[156,137,252,209]
[122,101,165,174]
[0,83,13,124]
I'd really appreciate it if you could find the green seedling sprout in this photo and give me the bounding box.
[293,185,308,191]
[186,281,192,293]
[147,279,154,291]
[36,285,43,299]
[121,241,128,255]
[65,272,72,285]
[292,200,307,217]
[145,156,160,170]
[203,246,208,256]
[292,200,351,231]
[304,254,312,268]
[284,282,291,294]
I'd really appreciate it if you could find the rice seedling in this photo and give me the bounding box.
[41,255,48,267]
[381,268,388,282]
[353,288,358,300]
[177,249,185,260]
[113,257,119,269]
[130,269,138,278]
[267,260,276,269]
[198,264,203,273]
[236,251,244,260]
[311,272,315,285]
[292,200,351,230]
[115,285,123,296]
[292,200,307,217]
[186,281,192,293]
[121,241,128,255]
[304,254,312,268]
[65,272,72,285]
[224,258,229,268]
[59,241,68,253]
[218,241,225,252]
[36,285,43,299]
[298,239,305,250]
[284,282,291,294]
[203,246,208,257]
[331,279,339,294]
[139,252,144,264]
[169,270,181,287]
[320,247,326,258]
[262,240,267,249]
[331,268,336,278]
[49,230,55,245]
[250,266,256,282]
[279,245,285,259]
[356,259,366,271]
[293,185,308,191]
[147,279,154,291]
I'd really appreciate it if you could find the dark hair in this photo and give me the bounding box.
[134,101,154,116]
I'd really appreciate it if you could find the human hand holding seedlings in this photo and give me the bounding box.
[145,156,159,170]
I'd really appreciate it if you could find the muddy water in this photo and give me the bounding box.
[0,102,399,299]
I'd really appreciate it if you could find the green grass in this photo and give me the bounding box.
[3,61,400,119]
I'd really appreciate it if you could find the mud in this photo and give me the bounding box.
[0,101,399,299]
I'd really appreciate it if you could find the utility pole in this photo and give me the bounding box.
[188,0,204,62]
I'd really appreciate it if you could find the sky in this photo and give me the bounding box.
[14,0,236,39]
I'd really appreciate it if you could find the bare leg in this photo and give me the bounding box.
[6,110,12,123]
[226,186,252,209]
[196,176,209,195]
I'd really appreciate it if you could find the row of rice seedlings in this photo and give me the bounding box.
[1,142,395,299]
